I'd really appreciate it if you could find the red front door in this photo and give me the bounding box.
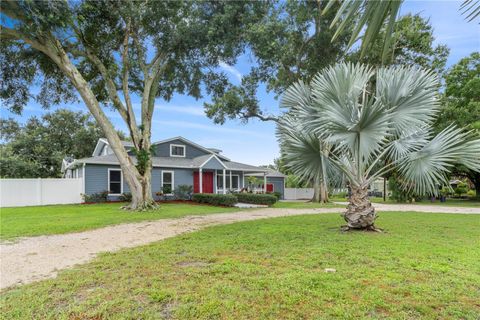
[193,171,214,193]
[266,183,274,192]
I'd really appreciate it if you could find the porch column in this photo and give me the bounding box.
[214,170,217,194]
[199,168,203,193]
[222,169,226,194]
[264,173,267,193]
[241,172,244,189]
[229,170,232,191]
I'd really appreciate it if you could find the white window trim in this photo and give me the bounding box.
[161,170,175,195]
[217,174,240,191]
[108,168,123,196]
[170,144,186,157]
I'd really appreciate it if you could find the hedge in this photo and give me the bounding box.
[235,193,277,205]
[192,193,238,207]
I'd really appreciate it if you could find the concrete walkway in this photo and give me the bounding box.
[1,204,479,290]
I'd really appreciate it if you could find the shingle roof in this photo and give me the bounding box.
[74,153,269,172]
[244,168,286,177]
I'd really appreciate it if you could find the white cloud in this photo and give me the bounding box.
[219,61,243,82]
[155,104,205,116]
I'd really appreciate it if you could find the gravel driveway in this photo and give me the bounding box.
[1,204,479,290]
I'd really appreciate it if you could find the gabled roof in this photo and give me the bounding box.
[151,136,230,161]
[73,153,268,172]
[92,138,134,156]
[93,136,230,161]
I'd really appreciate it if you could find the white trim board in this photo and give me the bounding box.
[161,170,175,195]
[170,144,186,157]
[107,168,123,196]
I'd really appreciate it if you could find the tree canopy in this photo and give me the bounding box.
[0,109,113,178]
[0,0,267,208]
[205,0,350,124]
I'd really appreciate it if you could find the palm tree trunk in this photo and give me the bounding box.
[343,185,378,231]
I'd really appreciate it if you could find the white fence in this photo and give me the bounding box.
[0,178,83,207]
[284,188,314,200]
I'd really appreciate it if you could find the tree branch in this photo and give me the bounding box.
[0,26,47,52]
[240,111,279,123]
[71,26,140,141]
[120,20,140,147]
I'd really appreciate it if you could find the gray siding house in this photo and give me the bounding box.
[63,137,285,200]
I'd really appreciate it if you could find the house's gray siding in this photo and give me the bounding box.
[158,168,193,190]
[84,164,196,200]
[202,157,225,170]
[153,139,208,158]
[84,164,130,200]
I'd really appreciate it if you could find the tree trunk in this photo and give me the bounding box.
[311,178,328,203]
[343,185,378,231]
[468,171,480,200]
[47,43,154,211]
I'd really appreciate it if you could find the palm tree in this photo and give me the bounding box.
[324,0,480,63]
[276,113,341,203]
[280,63,480,231]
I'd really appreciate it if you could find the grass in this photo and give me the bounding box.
[331,197,480,207]
[0,201,341,240]
[273,201,343,209]
[2,212,479,319]
[0,202,240,240]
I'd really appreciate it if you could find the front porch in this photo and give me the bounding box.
[193,169,269,194]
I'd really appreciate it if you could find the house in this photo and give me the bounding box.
[62,137,285,200]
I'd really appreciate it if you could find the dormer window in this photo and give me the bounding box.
[170,144,186,157]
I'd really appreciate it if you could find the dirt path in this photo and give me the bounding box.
[1,205,479,290]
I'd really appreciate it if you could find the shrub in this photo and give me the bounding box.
[268,191,282,200]
[236,193,277,205]
[467,190,476,198]
[174,185,193,200]
[192,194,237,207]
[119,192,132,202]
[82,190,109,203]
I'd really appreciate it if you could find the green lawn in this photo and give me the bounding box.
[0,202,240,240]
[331,197,480,207]
[2,212,479,319]
[273,201,343,209]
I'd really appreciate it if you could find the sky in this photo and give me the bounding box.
[2,0,479,166]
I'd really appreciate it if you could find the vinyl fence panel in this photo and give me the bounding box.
[284,188,314,200]
[0,178,83,207]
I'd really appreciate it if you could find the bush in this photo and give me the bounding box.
[174,185,193,200]
[82,190,109,203]
[192,194,238,207]
[236,193,277,205]
[467,190,476,198]
[119,192,132,202]
[268,191,282,200]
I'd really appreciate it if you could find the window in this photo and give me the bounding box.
[162,171,174,194]
[108,169,122,195]
[170,144,185,157]
[217,174,239,190]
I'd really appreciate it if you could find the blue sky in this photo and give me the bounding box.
[2,0,479,165]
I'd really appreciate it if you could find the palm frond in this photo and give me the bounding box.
[276,114,342,187]
[460,0,480,22]
[376,66,440,135]
[325,0,403,62]
[396,126,480,195]
[279,80,312,110]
